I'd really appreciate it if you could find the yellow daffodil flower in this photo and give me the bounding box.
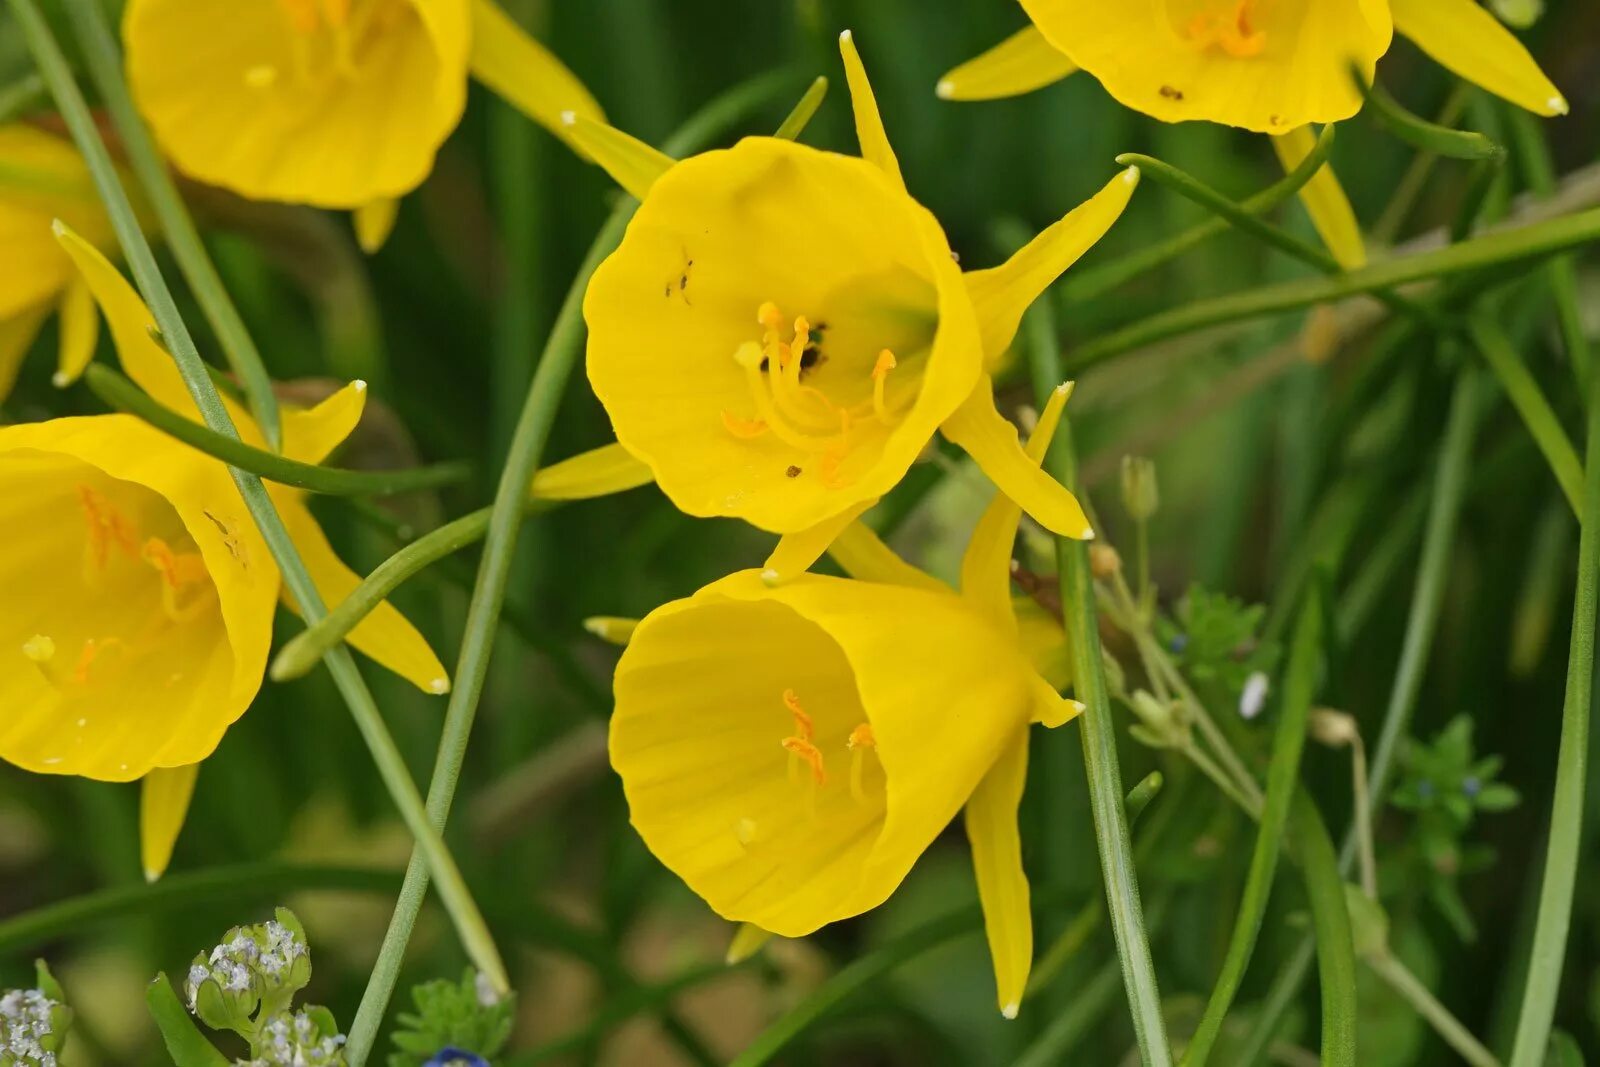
[610,383,1080,1017]
[122,0,604,249]
[0,224,447,880]
[559,31,1134,580]
[939,0,1565,269]
[0,124,117,401]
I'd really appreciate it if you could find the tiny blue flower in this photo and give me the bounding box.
[1462,775,1481,798]
[424,1050,489,1067]
[1415,779,1435,801]
[1168,633,1188,655]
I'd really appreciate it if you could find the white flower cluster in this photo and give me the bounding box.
[186,920,308,1010]
[0,987,62,1067]
[237,1010,347,1067]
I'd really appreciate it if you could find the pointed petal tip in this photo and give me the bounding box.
[51,370,72,388]
[144,867,162,884]
[839,28,853,44]
[560,109,577,126]
[1549,95,1569,115]
[760,567,783,587]
[1122,164,1140,186]
[353,379,367,393]
[935,78,955,100]
[1002,1003,1019,1020]
[428,677,450,695]
[50,217,68,238]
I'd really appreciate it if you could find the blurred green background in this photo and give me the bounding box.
[2,0,1599,1063]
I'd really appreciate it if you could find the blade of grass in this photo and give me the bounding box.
[1031,349,1171,1064]
[1287,792,1358,1067]
[342,70,802,1066]
[63,0,282,447]
[16,0,510,993]
[1066,209,1600,373]
[1468,314,1583,516]
[1506,202,1600,1067]
[83,364,473,495]
[1182,590,1323,1067]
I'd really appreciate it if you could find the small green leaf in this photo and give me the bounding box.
[147,973,229,1067]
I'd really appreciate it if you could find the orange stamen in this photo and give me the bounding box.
[721,410,769,438]
[780,736,827,785]
[783,688,815,741]
[71,637,123,685]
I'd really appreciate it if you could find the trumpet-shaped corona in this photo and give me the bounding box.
[0,226,448,882]
[610,382,1082,1016]
[579,33,1135,551]
[122,0,603,214]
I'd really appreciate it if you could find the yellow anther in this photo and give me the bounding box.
[1186,1,1266,56]
[22,635,59,687]
[783,688,815,742]
[848,722,876,802]
[71,637,123,685]
[721,410,769,439]
[780,736,827,785]
[757,301,785,333]
[143,537,212,622]
[871,348,898,423]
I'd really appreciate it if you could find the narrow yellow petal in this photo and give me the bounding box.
[965,727,1032,1018]
[827,521,948,593]
[763,499,878,586]
[838,30,906,192]
[468,0,607,152]
[1391,0,1566,116]
[277,498,450,694]
[583,616,639,646]
[54,221,192,416]
[140,763,199,882]
[53,277,98,388]
[959,382,1071,626]
[280,380,367,466]
[942,376,1092,540]
[561,114,674,202]
[0,306,48,403]
[530,441,655,500]
[936,25,1078,102]
[725,922,774,965]
[1272,128,1366,270]
[354,198,400,255]
[966,166,1137,364]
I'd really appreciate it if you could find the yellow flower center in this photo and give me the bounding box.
[776,689,882,814]
[259,0,406,86]
[23,480,217,701]
[1173,0,1269,57]
[722,301,906,490]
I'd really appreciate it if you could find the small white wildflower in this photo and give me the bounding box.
[474,970,501,1008]
[1240,671,1270,720]
[0,984,66,1066]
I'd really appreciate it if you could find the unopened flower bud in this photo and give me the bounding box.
[1120,455,1159,522]
[1127,690,1191,750]
[187,909,311,1037]
[1089,543,1122,578]
[0,962,73,1066]
[1309,708,1359,748]
[251,1006,347,1066]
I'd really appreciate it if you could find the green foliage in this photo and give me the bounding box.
[1388,717,1520,941]
[1160,584,1278,703]
[387,970,514,1067]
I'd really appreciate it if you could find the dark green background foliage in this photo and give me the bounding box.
[2,1,1599,1063]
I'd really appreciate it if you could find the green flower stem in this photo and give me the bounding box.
[1359,74,1504,161]
[1037,435,1171,1057]
[1369,951,1501,1067]
[269,497,556,681]
[1062,125,1337,304]
[0,863,399,957]
[1067,208,1600,373]
[1182,591,1323,1067]
[63,0,282,448]
[1468,314,1583,516]
[342,71,800,1067]
[1506,181,1600,1067]
[83,364,473,495]
[12,0,509,995]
